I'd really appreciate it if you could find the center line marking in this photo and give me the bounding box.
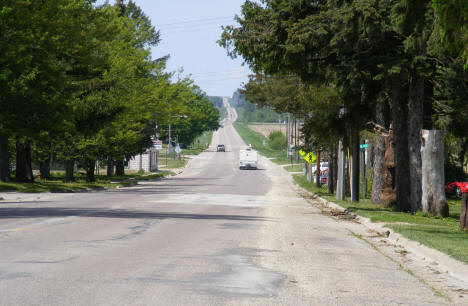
[11,227,26,232]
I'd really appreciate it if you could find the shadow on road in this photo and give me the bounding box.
[0,207,267,222]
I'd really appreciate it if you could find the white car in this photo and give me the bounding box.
[239,147,258,170]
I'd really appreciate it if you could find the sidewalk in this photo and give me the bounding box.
[282,166,468,301]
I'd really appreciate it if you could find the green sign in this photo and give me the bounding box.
[360,144,369,149]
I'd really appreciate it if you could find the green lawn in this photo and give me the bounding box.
[292,174,468,263]
[0,171,172,193]
[182,130,214,155]
[283,164,304,172]
[233,122,293,165]
[157,155,188,169]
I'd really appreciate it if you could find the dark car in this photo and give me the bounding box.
[217,144,225,152]
[446,180,468,198]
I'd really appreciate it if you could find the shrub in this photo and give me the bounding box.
[268,131,287,150]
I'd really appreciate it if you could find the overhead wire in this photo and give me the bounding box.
[155,15,236,36]
[155,16,233,27]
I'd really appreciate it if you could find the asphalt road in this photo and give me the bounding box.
[0,105,451,305]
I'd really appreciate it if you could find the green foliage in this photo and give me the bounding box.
[0,0,219,182]
[268,131,287,150]
[183,131,213,155]
[233,91,284,123]
[207,96,223,108]
[220,0,467,213]
[161,86,219,147]
[432,0,468,68]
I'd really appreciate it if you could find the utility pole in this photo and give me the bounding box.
[168,122,172,159]
[337,140,346,200]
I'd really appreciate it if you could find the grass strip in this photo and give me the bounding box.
[292,173,468,264]
[233,122,292,165]
[0,172,172,193]
[283,164,304,172]
[181,130,214,155]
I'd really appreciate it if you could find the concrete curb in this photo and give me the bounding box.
[295,182,468,285]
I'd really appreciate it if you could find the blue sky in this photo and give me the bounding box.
[129,1,251,97]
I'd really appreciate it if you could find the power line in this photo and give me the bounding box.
[158,20,232,31]
[189,68,250,77]
[196,75,250,83]
[155,16,233,27]
[160,26,225,35]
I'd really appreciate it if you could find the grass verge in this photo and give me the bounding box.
[292,174,468,263]
[181,130,214,155]
[233,122,292,165]
[0,171,172,193]
[283,164,304,172]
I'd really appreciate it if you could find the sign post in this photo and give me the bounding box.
[175,144,181,160]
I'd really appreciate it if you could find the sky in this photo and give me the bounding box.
[129,0,251,97]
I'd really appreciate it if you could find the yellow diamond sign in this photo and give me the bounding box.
[304,152,316,165]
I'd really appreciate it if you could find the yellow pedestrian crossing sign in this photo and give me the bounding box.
[298,149,306,157]
[304,152,316,165]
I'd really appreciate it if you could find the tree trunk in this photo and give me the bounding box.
[39,157,51,179]
[65,159,75,182]
[460,193,468,231]
[328,148,335,194]
[366,142,373,169]
[345,149,351,197]
[107,158,114,177]
[15,139,34,183]
[351,131,360,202]
[392,85,411,212]
[0,133,10,182]
[408,74,424,213]
[332,148,338,192]
[315,149,321,187]
[336,140,345,200]
[372,136,386,204]
[85,159,95,182]
[115,159,125,176]
[306,162,312,182]
[421,130,449,217]
[380,129,396,207]
[457,139,468,174]
[372,93,391,204]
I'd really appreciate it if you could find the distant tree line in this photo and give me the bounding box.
[207,96,223,108]
[220,0,468,217]
[0,0,219,182]
[231,91,285,123]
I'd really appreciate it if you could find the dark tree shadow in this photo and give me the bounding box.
[0,207,267,222]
